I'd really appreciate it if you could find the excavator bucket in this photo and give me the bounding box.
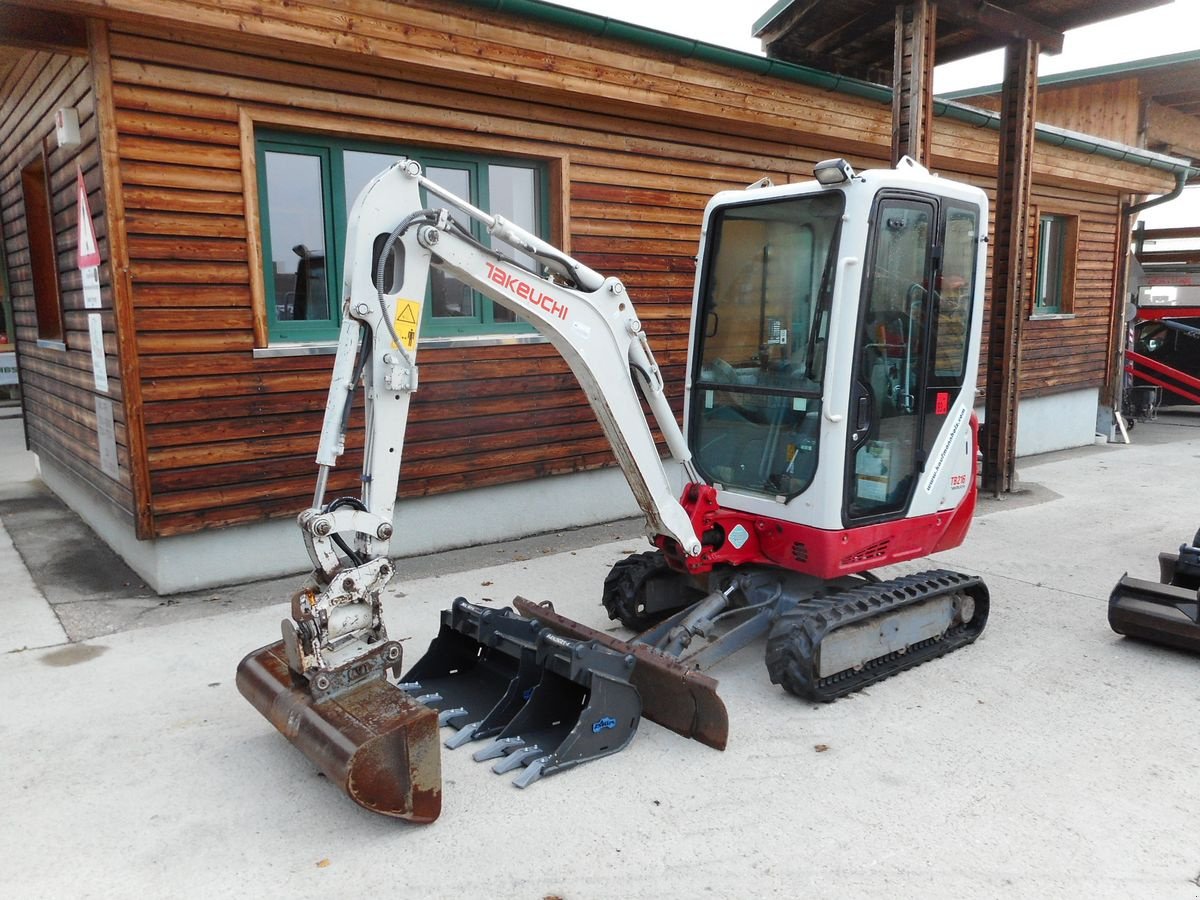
[1110,535,1200,654]
[400,598,643,787]
[398,599,545,749]
[514,596,729,751]
[236,640,441,822]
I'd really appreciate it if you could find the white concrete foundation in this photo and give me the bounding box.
[976,386,1102,457]
[39,456,647,594]
[40,386,1103,594]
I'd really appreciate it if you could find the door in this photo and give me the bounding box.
[845,195,936,522]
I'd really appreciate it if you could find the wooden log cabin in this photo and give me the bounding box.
[0,0,1191,591]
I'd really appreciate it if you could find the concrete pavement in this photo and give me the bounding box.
[2,412,1199,898]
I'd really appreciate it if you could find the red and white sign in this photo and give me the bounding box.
[76,165,100,270]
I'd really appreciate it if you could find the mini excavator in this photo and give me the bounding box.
[238,157,991,822]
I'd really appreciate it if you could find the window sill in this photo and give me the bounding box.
[1029,313,1075,321]
[36,339,67,351]
[253,332,549,358]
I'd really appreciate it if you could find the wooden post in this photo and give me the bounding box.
[982,39,1038,495]
[90,19,156,539]
[891,0,936,166]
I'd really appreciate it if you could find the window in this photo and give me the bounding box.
[1033,212,1077,317]
[255,131,549,343]
[21,150,64,343]
[689,191,845,498]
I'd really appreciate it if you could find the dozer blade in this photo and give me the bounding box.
[1109,574,1200,654]
[514,596,729,751]
[399,598,545,748]
[236,641,441,822]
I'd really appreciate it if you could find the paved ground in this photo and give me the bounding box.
[2,411,1200,899]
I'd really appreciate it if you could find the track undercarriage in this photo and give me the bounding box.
[595,551,989,703]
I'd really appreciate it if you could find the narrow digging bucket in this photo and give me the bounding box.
[513,597,729,751]
[1109,575,1200,654]
[237,641,442,822]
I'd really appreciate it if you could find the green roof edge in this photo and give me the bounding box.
[452,0,1198,179]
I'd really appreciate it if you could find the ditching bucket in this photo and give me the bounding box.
[401,598,642,787]
[236,640,442,822]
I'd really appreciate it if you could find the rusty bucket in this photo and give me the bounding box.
[236,641,442,823]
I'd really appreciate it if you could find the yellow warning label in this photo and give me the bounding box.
[392,299,421,352]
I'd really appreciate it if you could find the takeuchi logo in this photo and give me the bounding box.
[484,262,568,320]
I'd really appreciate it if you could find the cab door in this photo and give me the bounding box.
[844,195,936,523]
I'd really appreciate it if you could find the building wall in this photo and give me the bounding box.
[0,47,135,526]
[963,78,1142,148]
[0,0,1180,592]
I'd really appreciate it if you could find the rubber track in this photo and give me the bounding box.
[765,569,990,703]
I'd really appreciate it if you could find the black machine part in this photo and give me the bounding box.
[765,569,990,702]
[398,598,642,788]
[1109,530,1200,654]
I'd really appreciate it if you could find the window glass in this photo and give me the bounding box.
[263,151,331,327]
[932,206,978,379]
[488,164,539,322]
[256,131,548,341]
[689,192,844,498]
[1036,214,1068,314]
[344,150,399,211]
[849,198,933,520]
[425,165,475,320]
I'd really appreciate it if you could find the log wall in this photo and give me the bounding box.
[0,46,136,522]
[0,0,1176,539]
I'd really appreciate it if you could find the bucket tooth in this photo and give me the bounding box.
[472,735,526,762]
[511,757,549,789]
[236,640,441,823]
[444,722,481,749]
[400,598,544,745]
[492,746,546,774]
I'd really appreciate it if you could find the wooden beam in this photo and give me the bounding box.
[936,0,1064,54]
[891,0,935,166]
[1144,101,1200,161]
[89,19,156,540]
[982,38,1037,495]
[0,5,87,55]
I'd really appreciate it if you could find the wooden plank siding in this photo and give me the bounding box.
[0,47,136,517]
[0,0,1176,542]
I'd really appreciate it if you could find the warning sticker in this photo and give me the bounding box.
[392,299,421,352]
[76,165,101,269]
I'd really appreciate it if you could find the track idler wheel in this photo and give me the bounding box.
[602,550,704,632]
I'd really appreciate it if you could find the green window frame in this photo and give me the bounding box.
[255,130,550,342]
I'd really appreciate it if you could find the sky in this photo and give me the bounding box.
[549,0,1200,225]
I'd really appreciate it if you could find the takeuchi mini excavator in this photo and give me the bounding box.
[237,157,992,823]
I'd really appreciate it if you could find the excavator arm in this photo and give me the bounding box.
[282,159,702,681]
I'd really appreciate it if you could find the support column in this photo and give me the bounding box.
[982,39,1038,494]
[891,0,936,166]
